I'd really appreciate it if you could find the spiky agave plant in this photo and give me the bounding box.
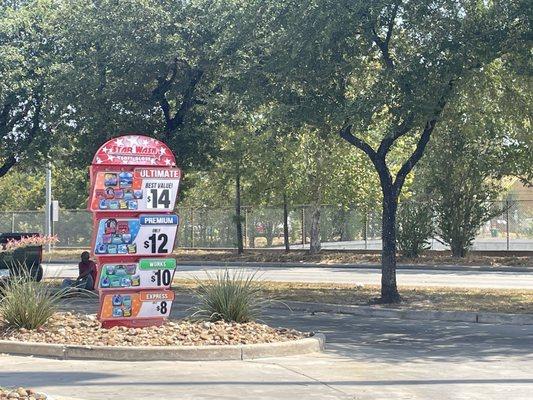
[190,269,269,323]
[0,263,76,330]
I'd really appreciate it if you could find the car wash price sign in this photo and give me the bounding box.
[89,134,181,328]
[98,258,176,291]
[93,214,179,256]
[89,168,181,212]
[99,290,175,322]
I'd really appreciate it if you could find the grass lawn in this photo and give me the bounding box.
[42,278,532,315]
[172,279,533,314]
[45,248,532,267]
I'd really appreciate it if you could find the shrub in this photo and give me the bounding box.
[191,269,267,323]
[396,200,434,258]
[0,267,70,329]
[2,235,59,252]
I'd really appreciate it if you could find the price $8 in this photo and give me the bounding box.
[155,301,168,314]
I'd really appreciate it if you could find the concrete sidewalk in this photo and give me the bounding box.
[1,307,533,400]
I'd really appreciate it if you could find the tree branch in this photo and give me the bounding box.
[169,68,204,133]
[370,1,401,70]
[385,1,400,46]
[392,118,436,196]
[377,113,415,157]
[392,77,456,195]
[339,124,377,162]
[0,156,17,178]
[152,57,204,137]
[0,92,42,178]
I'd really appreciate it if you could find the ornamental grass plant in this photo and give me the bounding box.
[191,269,269,323]
[0,264,71,330]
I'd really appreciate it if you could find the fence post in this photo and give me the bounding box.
[364,211,368,250]
[506,199,510,251]
[11,212,15,232]
[301,206,306,245]
[191,208,195,248]
[244,207,248,249]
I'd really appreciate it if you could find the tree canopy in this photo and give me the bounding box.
[0,0,531,302]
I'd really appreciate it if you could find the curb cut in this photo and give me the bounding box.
[271,301,533,325]
[0,334,325,361]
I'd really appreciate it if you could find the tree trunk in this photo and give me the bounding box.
[450,239,467,258]
[248,225,256,248]
[381,188,400,303]
[283,192,290,252]
[309,203,321,254]
[235,174,244,254]
[339,208,351,241]
[265,221,274,247]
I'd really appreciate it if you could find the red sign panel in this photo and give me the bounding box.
[92,135,176,166]
[88,167,181,212]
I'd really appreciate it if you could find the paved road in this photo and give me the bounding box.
[44,263,533,289]
[1,305,532,400]
[287,238,533,251]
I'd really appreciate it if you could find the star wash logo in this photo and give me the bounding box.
[95,136,173,165]
[108,137,161,158]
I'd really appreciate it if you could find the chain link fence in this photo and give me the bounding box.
[0,200,532,250]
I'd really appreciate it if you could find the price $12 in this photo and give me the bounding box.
[143,233,169,253]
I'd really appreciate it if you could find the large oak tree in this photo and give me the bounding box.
[243,0,530,302]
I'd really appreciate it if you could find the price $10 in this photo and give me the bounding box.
[150,269,172,286]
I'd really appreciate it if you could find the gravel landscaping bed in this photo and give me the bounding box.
[0,312,306,347]
[0,387,47,400]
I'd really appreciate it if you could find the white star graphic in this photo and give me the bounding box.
[164,159,172,165]
[126,136,139,146]
[102,146,110,154]
[96,157,103,164]
[159,147,167,155]
[107,154,115,161]
[115,138,124,146]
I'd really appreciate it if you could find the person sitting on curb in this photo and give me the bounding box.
[61,251,97,291]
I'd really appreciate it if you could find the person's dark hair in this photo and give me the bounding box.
[81,251,90,261]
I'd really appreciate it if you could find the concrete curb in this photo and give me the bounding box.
[0,334,324,361]
[271,301,533,325]
[46,259,532,272]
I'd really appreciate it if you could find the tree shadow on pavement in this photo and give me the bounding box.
[261,309,533,364]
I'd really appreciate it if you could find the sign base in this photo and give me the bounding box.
[101,318,165,329]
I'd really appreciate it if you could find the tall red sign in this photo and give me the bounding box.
[89,135,181,328]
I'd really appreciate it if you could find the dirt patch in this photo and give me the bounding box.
[171,280,533,314]
[45,248,532,267]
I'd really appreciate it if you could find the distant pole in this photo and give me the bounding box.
[301,206,306,245]
[506,199,510,251]
[45,162,52,251]
[244,207,248,249]
[364,211,368,250]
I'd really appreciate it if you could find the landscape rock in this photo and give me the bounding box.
[0,312,307,347]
